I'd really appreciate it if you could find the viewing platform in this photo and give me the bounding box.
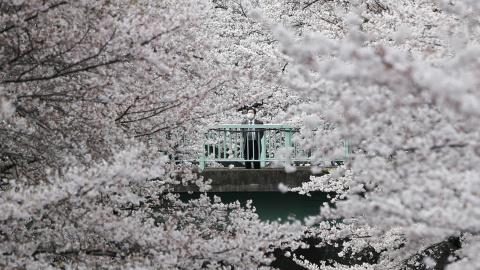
[197,124,348,169]
[174,124,347,192]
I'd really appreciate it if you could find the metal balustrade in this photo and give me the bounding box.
[198,124,348,169]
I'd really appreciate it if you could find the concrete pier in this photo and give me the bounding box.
[174,167,330,193]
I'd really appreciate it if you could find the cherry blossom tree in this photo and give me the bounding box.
[249,0,480,268]
[0,1,305,268]
[5,0,480,268]
[1,0,227,181]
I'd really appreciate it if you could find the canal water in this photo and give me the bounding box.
[180,191,332,223]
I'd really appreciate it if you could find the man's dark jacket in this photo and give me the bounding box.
[241,119,264,143]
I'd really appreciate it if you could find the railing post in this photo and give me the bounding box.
[261,130,266,168]
[285,127,292,166]
[344,139,349,156]
[199,142,206,170]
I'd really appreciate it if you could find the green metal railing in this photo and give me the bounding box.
[198,124,348,169]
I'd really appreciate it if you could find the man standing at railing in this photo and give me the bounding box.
[241,108,264,169]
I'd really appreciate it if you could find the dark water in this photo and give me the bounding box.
[180,192,332,223]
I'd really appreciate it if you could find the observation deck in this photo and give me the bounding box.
[198,124,348,169]
[175,124,348,192]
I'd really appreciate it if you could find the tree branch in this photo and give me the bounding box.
[0,1,68,35]
[32,248,118,258]
[303,0,321,10]
[3,57,129,83]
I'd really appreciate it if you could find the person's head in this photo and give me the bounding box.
[247,108,256,120]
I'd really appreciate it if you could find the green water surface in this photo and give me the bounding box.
[180,192,332,223]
